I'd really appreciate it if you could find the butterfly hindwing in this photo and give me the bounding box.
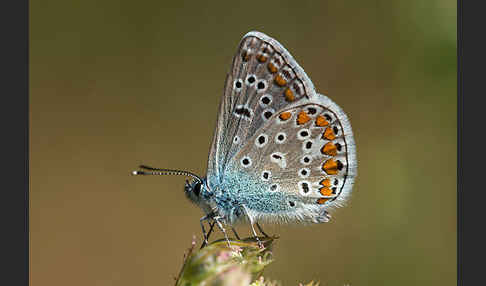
[228,99,356,223]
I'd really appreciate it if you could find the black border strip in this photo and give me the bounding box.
[460,0,485,284]
[0,0,29,284]
[457,0,462,284]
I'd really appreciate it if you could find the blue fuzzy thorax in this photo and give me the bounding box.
[203,169,295,223]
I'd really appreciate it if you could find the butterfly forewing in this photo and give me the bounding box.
[207,31,316,185]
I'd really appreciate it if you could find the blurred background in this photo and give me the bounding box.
[30,1,456,285]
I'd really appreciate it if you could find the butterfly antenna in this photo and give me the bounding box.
[131,165,203,184]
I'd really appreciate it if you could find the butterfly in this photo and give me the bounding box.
[133,31,357,248]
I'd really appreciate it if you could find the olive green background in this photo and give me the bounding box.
[30,1,456,285]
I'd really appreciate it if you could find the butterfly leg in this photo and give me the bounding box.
[256,222,270,238]
[200,220,216,249]
[206,221,216,241]
[231,227,241,240]
[199,214,215,248]
[249,223,264,249]
[214,216,232,247]
[240,205,264,248]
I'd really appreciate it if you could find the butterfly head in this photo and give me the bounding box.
[184,178,207,203]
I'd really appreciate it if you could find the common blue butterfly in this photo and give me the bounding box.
[133,31,357,248]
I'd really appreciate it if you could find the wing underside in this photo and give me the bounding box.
[205,32,357,223]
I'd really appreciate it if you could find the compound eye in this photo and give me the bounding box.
[193,183,202,197]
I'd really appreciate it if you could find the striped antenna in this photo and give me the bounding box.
[131,165,203,184]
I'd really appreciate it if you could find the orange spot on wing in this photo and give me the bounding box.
[274,74,287,86]
[317,198,330,205]
[257,54,267,63]
[322,127,336,140]
[315,115,329,127]
[319,187,333,196]
[242,50,250,62]
[320,178,331,187]
[297,111,311,125]
[268,62,278,73]
[284,88,295,102]
[279,112,292,121]
[321,142,337,156]
[322,159,339,175]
